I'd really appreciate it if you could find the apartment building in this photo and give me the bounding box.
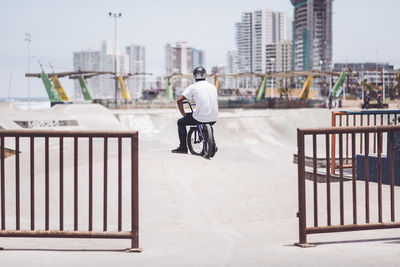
[291,0,332,71]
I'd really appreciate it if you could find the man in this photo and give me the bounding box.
[171,66,218,154]
[328,92,333,109]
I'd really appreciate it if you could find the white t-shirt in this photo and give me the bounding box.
[182,80,218,123]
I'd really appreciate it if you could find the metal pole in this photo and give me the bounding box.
[114,15,118,107]
[109,12,121,107]
[382,64,385,103]
[25,33,31,109]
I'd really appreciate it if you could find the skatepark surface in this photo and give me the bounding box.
[0,102,399,266]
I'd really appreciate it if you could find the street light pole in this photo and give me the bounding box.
[109,12,122,107]
[25,33,31,109]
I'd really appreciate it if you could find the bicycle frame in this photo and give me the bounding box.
[183,100,217,158]
[184,101,206,142]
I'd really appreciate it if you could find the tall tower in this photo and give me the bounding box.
[235,9,292,74]
[235,12,252,73]
[165,42,205,90]
[73,50,100,98]
[126,44,146,99]
[291,0,332,71]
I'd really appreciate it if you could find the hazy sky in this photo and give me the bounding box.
[1,0,399,98]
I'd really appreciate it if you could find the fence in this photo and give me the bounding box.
[297,125,400,247]
[0,129,140,252]
[331,110,400,174]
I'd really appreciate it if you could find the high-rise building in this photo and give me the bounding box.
[165,42,205,90]
[192,48,205,70]
[235,9,292,74]
[266,41,293,88]
[267,41,293,73]
[126,44,146,99]
[165,42,205,75]
[99,40,129,98]
[226,51,238,89]
[235,12,253,73]
[291,0,332,71]
[73,50,100,98]
[73,40,132,99]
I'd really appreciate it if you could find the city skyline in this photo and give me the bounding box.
[1,0,400,98]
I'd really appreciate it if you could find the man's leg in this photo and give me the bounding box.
[172,113,199,153]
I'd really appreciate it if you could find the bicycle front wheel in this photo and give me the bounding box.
[187,127,204,156]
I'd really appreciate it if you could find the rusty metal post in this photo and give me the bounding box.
[346,115,349,164]
[365,133,370,223]
[389,132,395,222]
[128,134,141,252]
[325,134,331,226]
[118,137,122,232]
[380,114,383,152]
[30,137,35,230]
[59,137,64,231]
[45,137,49,230]
[15,137,20,230]
[373,115,377,153]
[104,137,108,232]
[0,136,4,230]
[331,113,336,174]
[360,115,363,154]
[377,131,382,223]
[74,137,78,231]
[296,129,309,247]
[339,133,344,225]
[89,137,93,231]
[313,134,318,227]
[352,133,357,224]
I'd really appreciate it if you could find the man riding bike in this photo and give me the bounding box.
[171,66,219,154]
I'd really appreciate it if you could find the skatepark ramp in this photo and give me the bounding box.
[0,129,139,252]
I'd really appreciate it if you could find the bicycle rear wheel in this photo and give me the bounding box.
[203,124,216,158]
[187,127,204,156]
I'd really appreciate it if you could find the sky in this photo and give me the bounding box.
[0,0,399,98]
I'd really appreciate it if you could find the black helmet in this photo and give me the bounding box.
[193,66,207,81]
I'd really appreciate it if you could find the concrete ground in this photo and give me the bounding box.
[0,103,399,266]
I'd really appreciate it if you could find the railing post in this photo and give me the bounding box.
[296,129,312,247]
[331,112,336,174]
[127,133,141,252]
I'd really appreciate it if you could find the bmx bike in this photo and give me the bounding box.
[184,101,217,159]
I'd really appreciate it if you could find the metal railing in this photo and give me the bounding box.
[0,130,140,252]
[297,125,400,247]
[331,110,400,174]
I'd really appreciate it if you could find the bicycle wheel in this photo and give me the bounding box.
[187,127,204,156]
[203,124,215,158]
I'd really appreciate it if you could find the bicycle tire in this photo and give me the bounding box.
[187,127,204,156]
[203,124,215,158]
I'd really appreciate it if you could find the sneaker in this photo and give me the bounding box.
[171,147,188,154]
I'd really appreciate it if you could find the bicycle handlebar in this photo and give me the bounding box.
[183,100,195,113]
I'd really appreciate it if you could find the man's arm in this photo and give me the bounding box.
[177,95,187,116]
